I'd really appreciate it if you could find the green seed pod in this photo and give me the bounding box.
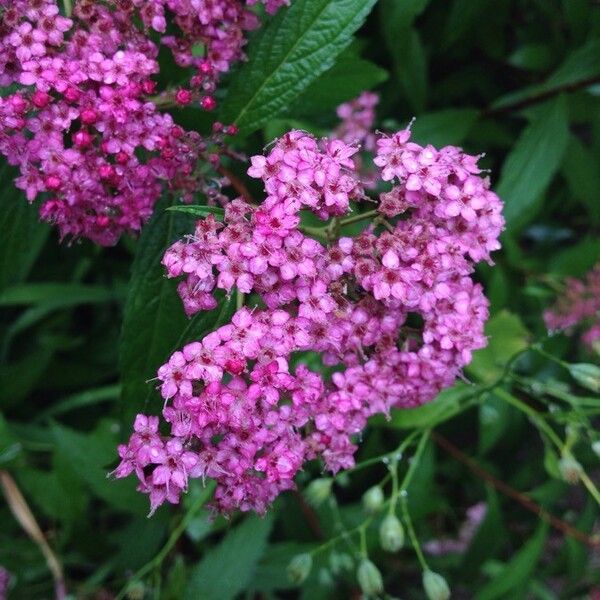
[329,551,354,575]
[362,485,385,514]
[287,553,313,585]
[569,363,600,393]
[357,558,384,597]
[305,477,333,507]
[379,513,405,552]
[423,569,451,600]
[558,453,583,484]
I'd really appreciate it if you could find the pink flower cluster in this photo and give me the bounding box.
[115,124,504,515]
[544,263,600,349]
[0,0,288,243]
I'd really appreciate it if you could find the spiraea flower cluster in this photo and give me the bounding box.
[544,263,600,350]
[115,122,504,515]
[0,0,288,243]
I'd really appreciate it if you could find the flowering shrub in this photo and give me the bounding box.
[0,0,287,243]
[115,124,503,514]
[1,1,599,599]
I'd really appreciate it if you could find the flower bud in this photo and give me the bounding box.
[329,551,353,575]
[287,553,312,585]
[357,559,383,596]
[175,88,193,105]
[569,363,600,393]
[422,569,451,600]
[558,453,583,484]
[379,514,405,552]
[305,477,333,507]
[592,440,600,459]
[362,485,384,515]
[201,95,217,111]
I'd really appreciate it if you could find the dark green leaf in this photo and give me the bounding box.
[497,96,569,230]
[411,109,479,146]
[561,135,600,223]
[185,515,273,600]
[288,52,388,117]
[492,39,600,110]
[0,283,121,307]
[120,198,236,425]
[475,521,549,600]
[0,162,49,291]
[51,421,147,514]
[220,0,377,136]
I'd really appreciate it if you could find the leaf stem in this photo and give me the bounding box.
[62,0,72,16]
[339,209,379,227]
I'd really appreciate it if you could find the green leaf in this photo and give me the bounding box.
[380,0,430,30]
[380,2,428,112]
[508,44,553,72]
[411,109,480,147]
[287,51,388,117]
[561,135,600,222]
[51,421,147,514]
[0,283,121,307]
[185,515,273,600]
[36,384,120,421]
[549,236,600,277]
[492,39,600,110]
[166,205,225,219]
[220,0,377,136]
[383,383,480,429]
[442,0,493,49]
[497,96,569,230]
[475,521,549,600]
[0,162,49,291]
[467,311,530,384]
[120,198,236,425]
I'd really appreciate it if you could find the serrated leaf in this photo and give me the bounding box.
[442,0,494,49]
[475,521,549,600]
[288,52,388,117]
[497,96,569,230]
[467,311,530,384]
[166,205,225,219]
[0,162,49,291]
[120,198,236,425]
[185,515,273,600]
[220,0,377,136]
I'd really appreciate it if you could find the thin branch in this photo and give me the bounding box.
[431,433,600,549]
[0,470,67,599]
[292,490,324,540]
[215,164,255,204]
[483,75,600,117]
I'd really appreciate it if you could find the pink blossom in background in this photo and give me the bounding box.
[114,124,505,515]
[544,263,600,350]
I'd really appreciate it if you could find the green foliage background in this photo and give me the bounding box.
[1,0,599,598]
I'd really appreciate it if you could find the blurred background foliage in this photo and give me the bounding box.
[1,0,599,598]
